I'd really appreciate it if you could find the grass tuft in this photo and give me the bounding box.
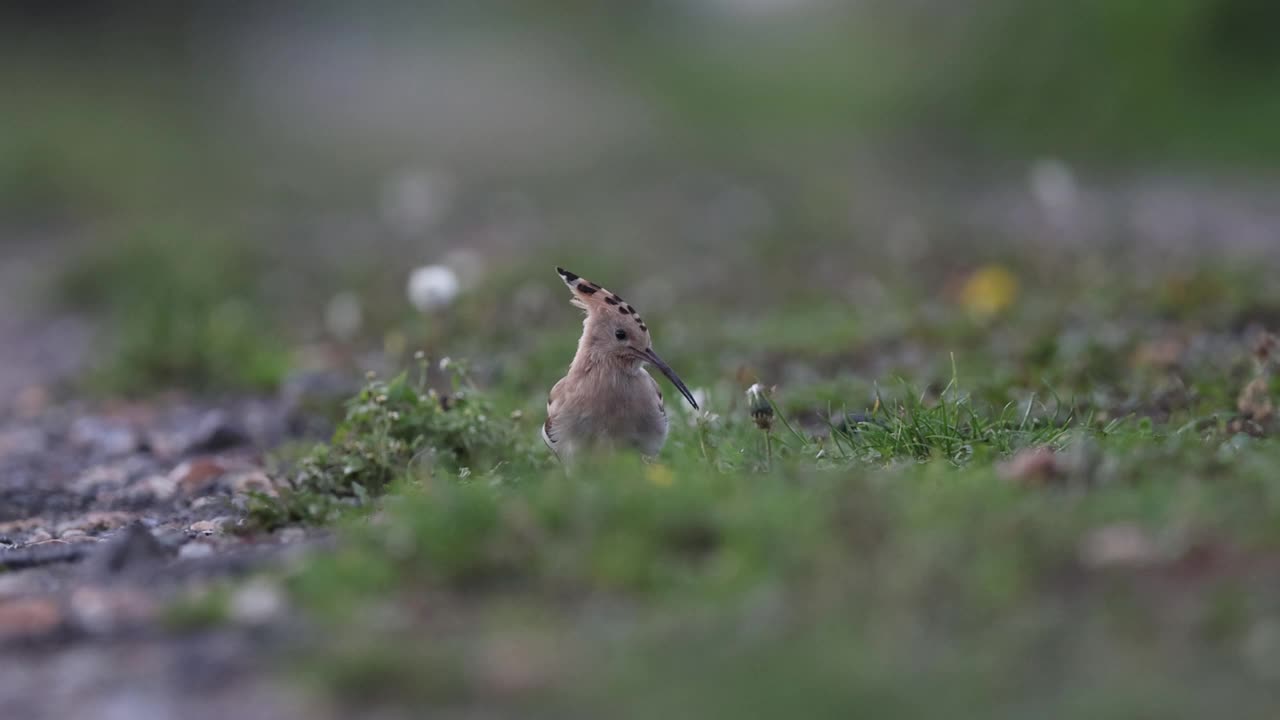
[248,359,537,528]
[59,225,289,395]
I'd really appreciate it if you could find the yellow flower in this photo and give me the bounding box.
[960,265,1019,317]
[645,463,675,488]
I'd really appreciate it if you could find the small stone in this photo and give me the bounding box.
[26,529,52,544]
[1029,157,1078,215]
[70,417,138,457]
[1131,338,1185,370]
[0,428,47,457]
[70,586,156,634]
[325,291,364,341]
[69,465,129,494]
[87,523,173,577]
[469,630,558,695]
[58,529,88,541]
[184,410,251,455]
[189,496,222,511]
[56,511,136,536]
[178,542,216,559]
[189,519,225,536]
[170,457,231,497]
[0,597,63,640]
[998,447,1061,486]
[276,527,308,545]
[0,518,42,537]
[229,470,276,497]
[1244,619,1280,679]
[0,573,42,600]
[1079,524,1162,569]
[142,474,178,501]
[229,579,285,625]
[13,385,50,418]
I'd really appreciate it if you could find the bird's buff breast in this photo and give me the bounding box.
[560,374,668,456]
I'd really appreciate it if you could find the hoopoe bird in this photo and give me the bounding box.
[543,267,699,463]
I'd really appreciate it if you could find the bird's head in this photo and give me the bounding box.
[557,266,698,409]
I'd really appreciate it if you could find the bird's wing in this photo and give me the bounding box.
[542,377,568,459]
[647,372,666,418]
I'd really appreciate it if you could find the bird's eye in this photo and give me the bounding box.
[615,329,628,341]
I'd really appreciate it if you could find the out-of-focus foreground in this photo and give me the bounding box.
[2,3,1280,719]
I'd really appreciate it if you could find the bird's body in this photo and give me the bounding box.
[543,267,697,464]
[544,365,668,460]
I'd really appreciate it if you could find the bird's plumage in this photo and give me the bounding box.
[543,267,696,464]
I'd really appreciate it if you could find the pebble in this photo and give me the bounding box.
[70,417,138,457]
[0,518,43,536]
[184,410,251,455]
[26,529,53,544]
[229,579,285,625]
[144,474,178,501]
[0,597,63,640]
[189,496,222,511]
[0,427,48,457]
[997,447,1061,485]
[229,470,275,497]
[69,465,129,494]
[87,524,173,577]
[470,630,558,695]
[13,384,49,418]
[1079,523,1163,569]
[170,457,231,497]
[275,527,307,545]
[70,586,156,634]
[0,573,42,600]
[189,519,226,536]
[178,542,216,560]
[57,512,137,536]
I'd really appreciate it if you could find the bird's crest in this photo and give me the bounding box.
[556,266,648,334]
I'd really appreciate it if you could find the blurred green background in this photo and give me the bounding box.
[7,4,1280,718]
[3,0,1279,402]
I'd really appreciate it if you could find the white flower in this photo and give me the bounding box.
[681,388,713,426]
[324,291,363,341]
[381,168,455,235]
[689,409,722,428]
[441,248,485,290]
[746,383,774,430]
[229,578,285,625]
[692,388,709,410]
[407,264,460,312]
[1029,158,1077,215]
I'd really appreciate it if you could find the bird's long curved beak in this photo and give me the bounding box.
[640,348,699,410]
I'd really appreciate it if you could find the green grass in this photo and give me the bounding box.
[58,223,290,395]
[280,421,1280,718]
[260,319,1280,717]
[241,247,1280,716]
[11,15,1280,714]
[162,583,234,632]
[248,358,542,529]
